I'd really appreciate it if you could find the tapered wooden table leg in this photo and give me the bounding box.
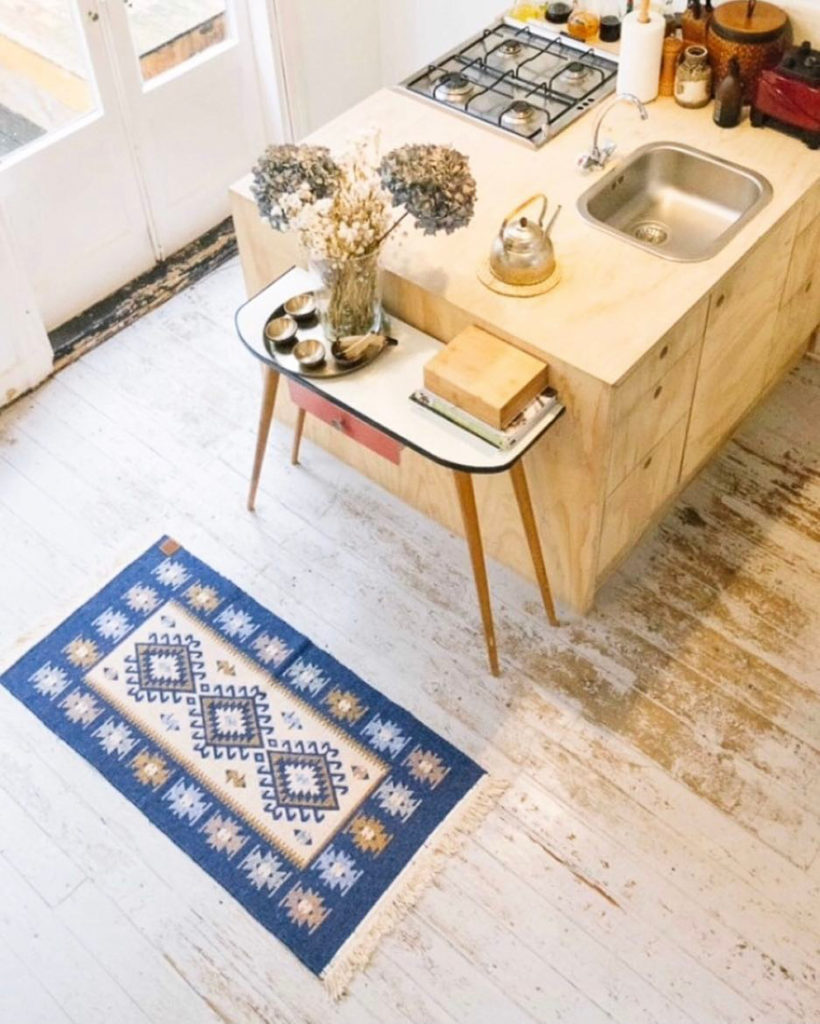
[453,470,500,676]
[291,407,306,466]
[247,367,279,512]
[510,459,559,626]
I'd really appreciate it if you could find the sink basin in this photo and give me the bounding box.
[576,142,773,262]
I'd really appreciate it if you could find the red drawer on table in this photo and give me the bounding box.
[287,381,402,465]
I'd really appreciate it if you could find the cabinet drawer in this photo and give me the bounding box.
[607,343,700,493]
[598,417,687,574]
[287,382,403,465]
[611,297,707,423]
[702,211,797,370]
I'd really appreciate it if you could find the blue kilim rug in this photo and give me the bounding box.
[1,537,490,995]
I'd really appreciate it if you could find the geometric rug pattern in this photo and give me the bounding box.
[0,538,485,982]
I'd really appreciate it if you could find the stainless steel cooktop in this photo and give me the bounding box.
[398,18,619,149]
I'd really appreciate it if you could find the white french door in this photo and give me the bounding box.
[101,0,268,258]
[0,0,157,332]
[0,0,273,343]
[0,204,52,404]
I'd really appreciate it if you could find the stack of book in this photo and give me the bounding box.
[410,386,563,450]
[412,324,563,450]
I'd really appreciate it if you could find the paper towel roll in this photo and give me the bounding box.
[616,10,665,103]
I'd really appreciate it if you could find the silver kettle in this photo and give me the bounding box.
[489,193,561,287]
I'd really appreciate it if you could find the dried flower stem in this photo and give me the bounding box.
[369,210,410,254]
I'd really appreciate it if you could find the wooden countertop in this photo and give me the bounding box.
[231,86,820,386]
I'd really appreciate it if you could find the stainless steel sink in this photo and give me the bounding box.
[576,142,773,262]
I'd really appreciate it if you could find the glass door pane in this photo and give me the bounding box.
[123,0,230,83]
[0,0,97,157]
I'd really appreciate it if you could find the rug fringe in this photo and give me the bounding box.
[320,773,507,1001]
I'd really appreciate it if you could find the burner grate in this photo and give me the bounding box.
[400,19,618,147]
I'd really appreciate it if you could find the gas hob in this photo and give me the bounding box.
[398,18,619,149]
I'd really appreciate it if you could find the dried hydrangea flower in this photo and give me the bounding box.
[379,144,477,235]
[250,144,341,231]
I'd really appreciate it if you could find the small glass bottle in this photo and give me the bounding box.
[598,0,621,41]
[713,56,743,127]
[674,45,713,108]
[546,2,573,24]
[567,0,601,42]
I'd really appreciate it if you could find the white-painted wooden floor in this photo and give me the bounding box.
[1,257,818,1024]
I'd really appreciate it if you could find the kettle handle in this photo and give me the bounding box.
[499,193,548,241]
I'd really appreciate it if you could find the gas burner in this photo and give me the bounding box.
[497,39,524,58]
[561,61,591,83]
[434,72,474,104]
[501,99,543,132]
[400,19,619,148]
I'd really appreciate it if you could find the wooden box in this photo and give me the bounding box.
[423,325,549,429]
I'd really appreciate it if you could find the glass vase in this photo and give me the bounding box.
[309,250,383,342]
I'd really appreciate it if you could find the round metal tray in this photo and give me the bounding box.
[262,301,392,379]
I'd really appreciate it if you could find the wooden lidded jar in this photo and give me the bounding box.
[707,0,789,102]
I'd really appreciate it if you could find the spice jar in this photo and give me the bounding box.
[675,44,713,108]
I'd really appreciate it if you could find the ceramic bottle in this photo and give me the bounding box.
[675,44,713,108]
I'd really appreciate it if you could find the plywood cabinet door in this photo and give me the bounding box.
[598,417,688,574]
[683,212,798,479]
[607,344,700,493]
[767,212,820,385]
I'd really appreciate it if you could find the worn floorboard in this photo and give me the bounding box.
[0,257,818,1023]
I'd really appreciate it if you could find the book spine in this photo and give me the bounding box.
[411,390,508,448]
[411,389,562,450]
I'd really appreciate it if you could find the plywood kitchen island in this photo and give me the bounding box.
[230,88,820,615]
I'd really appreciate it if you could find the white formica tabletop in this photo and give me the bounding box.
[235,267,564,475]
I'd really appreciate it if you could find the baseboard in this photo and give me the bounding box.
[49,218,237,367]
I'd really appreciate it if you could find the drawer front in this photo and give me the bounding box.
[607,343,700,493]
[783,212,820,308]
[702,210,797,370]
[287,382,403,465]
[611,296,707,423]
[598,417,688,574]
[682,306,776,478]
